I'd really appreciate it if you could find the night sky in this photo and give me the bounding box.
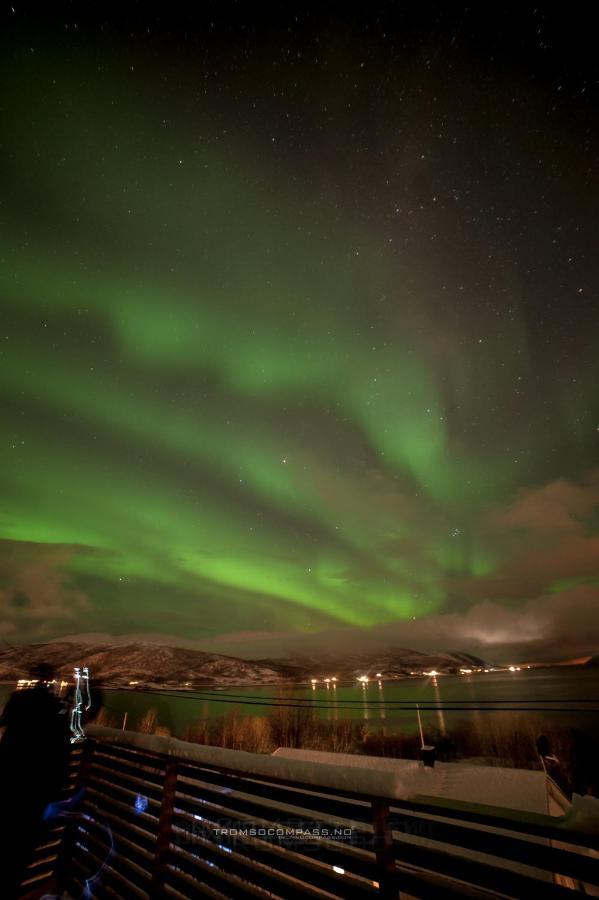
[1,5,598,660]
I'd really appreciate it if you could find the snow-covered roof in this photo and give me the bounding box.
[272,748,565,816]
[87,724,415,801]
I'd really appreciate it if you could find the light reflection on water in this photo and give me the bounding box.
[107,667,599,739]
[3,667,598,740]
[431,676,446,735]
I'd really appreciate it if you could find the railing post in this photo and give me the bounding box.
[54,737,95,896]
[371,798,399,899]
[150,759,178,898]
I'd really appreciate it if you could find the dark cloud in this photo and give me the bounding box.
[0,539,89,639]
[196,584,599,663]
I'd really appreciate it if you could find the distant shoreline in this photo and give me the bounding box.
[1,662,593,692]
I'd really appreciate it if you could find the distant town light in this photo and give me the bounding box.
[333,866,345,875]
[375,673,382,678]
[423,670,438,678]
[357,675,369,683]
[509,666,516,672]
[129,680,140,685]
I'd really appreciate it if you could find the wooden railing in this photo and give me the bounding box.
[17,742,84,898]
[24,726,599,899]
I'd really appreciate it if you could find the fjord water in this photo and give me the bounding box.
[1,667,596,740]
[99,666,599,740]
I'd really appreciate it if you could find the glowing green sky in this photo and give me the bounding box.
[0,9,598,652]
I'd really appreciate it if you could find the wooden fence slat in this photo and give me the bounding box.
[170,818,377,899]
[390,811,599,885]
[172,808,377,884]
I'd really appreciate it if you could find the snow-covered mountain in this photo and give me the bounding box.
[0,642,486,688]
[257,648,488,680]
[0,641,303,687]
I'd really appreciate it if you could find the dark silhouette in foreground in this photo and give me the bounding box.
[0,663,70,898]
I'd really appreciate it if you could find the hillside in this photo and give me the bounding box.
[0,642,487,688]
[0,642,302,688]
[257,648,488,681]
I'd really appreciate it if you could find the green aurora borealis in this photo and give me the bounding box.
[1,9,598,654]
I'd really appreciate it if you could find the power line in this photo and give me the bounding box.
[181,689,599,705]
[102,688,599,713]
[103,686,599,707]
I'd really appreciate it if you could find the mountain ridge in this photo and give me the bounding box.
[0,641,487,687]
